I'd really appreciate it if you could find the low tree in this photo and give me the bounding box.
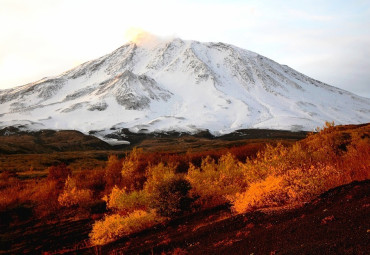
[152,177,192,217]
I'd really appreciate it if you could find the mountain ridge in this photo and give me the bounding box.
[0,36,369,142]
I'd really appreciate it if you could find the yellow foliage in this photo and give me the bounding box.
[103,186,149,213]
[58,176,92,207]
[89,209,166,246]
[186,153,246,208]
[121,148,145,191]
[144,162,177,195]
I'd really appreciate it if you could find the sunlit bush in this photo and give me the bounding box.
[58,176,93,207]
[103,186,148,213]
[121,148,147,191]
[231,164,341,213]
[144,162,177,195]
[89,209,166,246]
[186,153,247,208]
[341,132,370,181]
[231,175,288,213]
[229,123,370,214]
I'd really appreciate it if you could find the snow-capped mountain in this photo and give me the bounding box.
[0,35,369,141]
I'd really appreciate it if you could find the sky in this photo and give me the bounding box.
[0,0,369,98]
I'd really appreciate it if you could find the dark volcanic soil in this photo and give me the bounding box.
[80,180,369,255]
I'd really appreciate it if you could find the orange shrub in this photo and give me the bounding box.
[231,164,343,213]
[341,132,370,181]
[121,148,147,191]
[74,169,106,196]
[230,123,370,214]
[104,155,122,192]
[47,163,72,183]
[0,182,31,210]
[231,175,288,213]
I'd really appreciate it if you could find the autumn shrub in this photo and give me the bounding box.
[340,131,370,181]
[89,209,166,246]
[121,148,147,191]
[229,123,370,214]
[104,155,122,192]
[230,175,288,213]
[231,164,342,213]
[58,176,93,207]
[186,153,246,208]
[103,186,149,213]
[0,172,23,210]
[144,162,177,195]
[88,161,179,246]
[238,143,309,181]
[151,177,192,217]
[230,146,337,214]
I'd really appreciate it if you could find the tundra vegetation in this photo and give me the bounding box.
[0,122,368,247]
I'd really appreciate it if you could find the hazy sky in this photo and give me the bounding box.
[1,0,369,97]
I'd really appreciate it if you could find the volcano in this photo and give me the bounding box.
[0,35,369,141]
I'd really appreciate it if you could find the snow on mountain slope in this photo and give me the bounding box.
[0,34,369,141]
